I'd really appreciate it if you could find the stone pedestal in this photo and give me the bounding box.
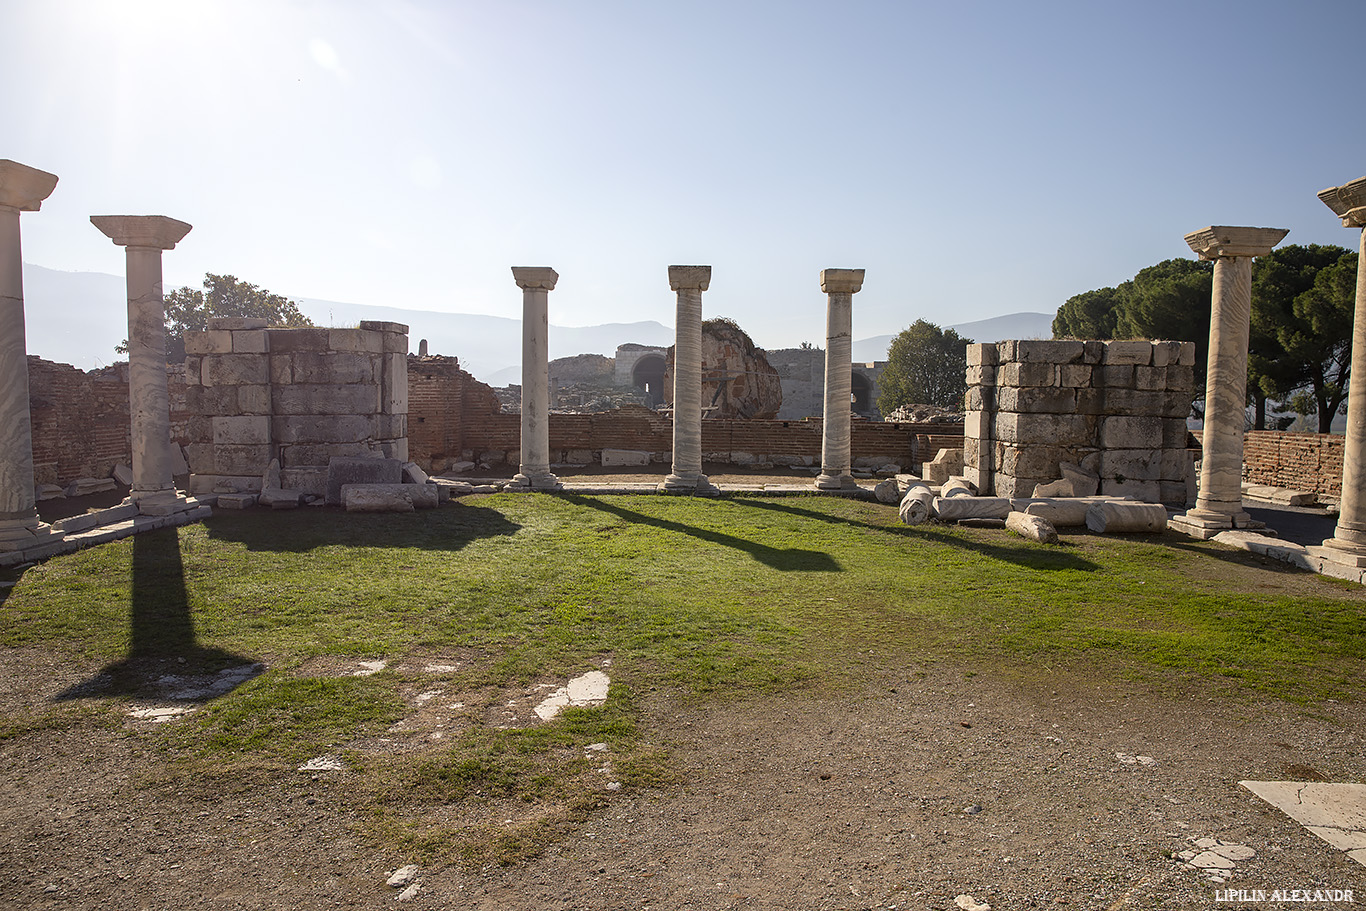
[507,267,561,491]
[1315,178,1366,564]
[1170,226,1286,540]
[0,160,62,551]
[661,266,718,495]
[91,215,196,515]
[815,268,865,491]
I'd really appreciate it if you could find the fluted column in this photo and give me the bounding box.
[0,160,61,551]
[508,266,561,491]
[1315,178,1366,563]
[1171,226,1286,538]
[91,215,193,515]
[660,265,718,495]
[816,268,865,491]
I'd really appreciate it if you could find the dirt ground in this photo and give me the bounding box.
[2,649,1364,911]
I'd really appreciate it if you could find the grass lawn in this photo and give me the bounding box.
[2,493,1364,864]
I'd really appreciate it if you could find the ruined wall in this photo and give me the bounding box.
[408,354,500,473]
[1244,431,1345,500]
[183,318,408,497]
[964,339,1196,504]
[27,358,133,485]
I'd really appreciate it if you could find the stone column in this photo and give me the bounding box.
[0,160,61,551]
[1315,178,1366,564]
[661,265,718,495]
[1170,226,1286,539]
[91,215,193,515]
[508,266,561,491]
[815,268,865,491]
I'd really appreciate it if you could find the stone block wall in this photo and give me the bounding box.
[964,339,1196,504]
[183,318,408,497]
[1244,431,1345,500]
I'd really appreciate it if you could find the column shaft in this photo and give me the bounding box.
[1326,226,1366,550]
[519,287,553,481]
[0,207,38,521]
[672,286,704,479]
[817,291,854,489]
[1191,255,1253,522]
[126,247,177,504]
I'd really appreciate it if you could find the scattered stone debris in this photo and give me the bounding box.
[954,894,991,911]
[352,660,387,677]
[386,865,419,888]
[534,670,611,722]
[298,755,347,772]
[1115,752,1157,766]
[128,705,196,723]
[1173,837,1255,884]
[396,882,420,902]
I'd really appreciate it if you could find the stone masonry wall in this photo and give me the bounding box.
[183,318,408,497]
[1244,431,1345,500]
[964,339,1196,505]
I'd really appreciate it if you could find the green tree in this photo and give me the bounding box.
[116,273,314,361]
[877,320,973,412]
[1051,286,1123,339]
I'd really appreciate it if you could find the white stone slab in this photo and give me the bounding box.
[1240,781,1366,867]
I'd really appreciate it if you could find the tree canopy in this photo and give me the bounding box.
[877,320,972,412]
[117,273,314,361]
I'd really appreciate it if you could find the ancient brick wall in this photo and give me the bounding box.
[407,355,502,473]
[964,339,1197,504]
[26,357,132,486]
[1243,431,1345,499]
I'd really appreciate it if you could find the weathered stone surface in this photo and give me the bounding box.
[216,493,257,509]
[1016,497,1091,527]
[327,328,384,353]
[232,329,268,354]
[1103,340,1154,366]
[1031,478,1075,498]
[1086,500,1168,534]
[326,456,402,506]
[402,461,429,484]
[1060,461,1099,497]
[941,477,977,497]
[279,468,327,498]
[1102,478,1162,502]
[996,386,1078,414]
[184,330,232,356]
[924,448,963,484]
[933,496,1013,521]
[1007,511,1059,544]
[1014,340,1085,363]
[997,362,1056,387]
[1100,448,1161,482]
[995,413,1096,445]
[259,487,301,509]
[342,483,438,511]
[966,343,998,367]
[278,351,378,385]
[212,415,271,446]
[1099,415,1162,449]
[201,353,270,387]
[601,449,650,467]
[274,384,380,416]
[899,488,934,525]
[874,478,901,504]
[663,318,783,420]
[273,415,377,445]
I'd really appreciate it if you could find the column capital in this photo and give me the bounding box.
[820,268,865,294]
[511,266,558,291]
[668,265,711,291]
[1319,177,1366,228]
[90,215,192,250]
[0,160,58,212]
[1184,226,1287,260]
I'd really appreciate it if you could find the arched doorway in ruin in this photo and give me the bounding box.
[851,370,873,417]
[632,354,667,407]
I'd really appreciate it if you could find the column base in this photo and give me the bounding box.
[130,489,201,517]
[0,515,65,553]
[658,473,719,496]
[507,472,563,492]
[1312,539,1366,567]
[814,472,859,491]
[1168,508,1264,540]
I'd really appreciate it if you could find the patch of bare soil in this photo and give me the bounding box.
[2,649,1365,910]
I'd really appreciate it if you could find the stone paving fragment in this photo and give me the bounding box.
[1241,780,1366,867]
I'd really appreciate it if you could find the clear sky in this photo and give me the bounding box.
[8,0,1366,349]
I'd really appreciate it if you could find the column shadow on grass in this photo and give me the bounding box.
[563,494,842,572]
[201,502,522,553]
[729,498,1101,573]
[56,528,258,702]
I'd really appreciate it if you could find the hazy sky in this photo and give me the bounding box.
[8,0,1366,348]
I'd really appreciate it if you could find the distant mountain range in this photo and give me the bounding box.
[20,264,1055,382]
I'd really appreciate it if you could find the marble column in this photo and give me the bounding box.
[660,265,718,495]
[1170,226,1286,539]
[90,215,193,515]
[508,266,561,491]
[816,268,865,491]
[1315,178,1366,564]
[0,160,61,551]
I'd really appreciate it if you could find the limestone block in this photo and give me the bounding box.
[184,330,232,355]
[1017,497,1090,527]
[1100,449,1161,482]
[874,478,902,504]
[279,468,327,498]
[382,353,408,414]
[269,354,293,385]
[186,473,263,495]
[995,340,1017,361]
[924,448,963,485]
[259,487,301,509]
[1001,444,1077,480]
[342,486,413,513]
[216,493,257,509]
[962,465,992,494]
[1161,389,1195,418]
[202,353,270,387]
[996,413,1096,447]
[1177,342,1196,366]
[375,413,407,439]
[1014,339,1085,363]
[279,442,376,468]
[1007,511,1059,544]
[1166,364,1195,393]
[899,488,934,525]
[602,449,650,467]
[1060,461,1100,497]
[170,444,189,476]
[1000,386,1078,414]
[262,458,281,489]
[998,362,1057,387]
[964,411,988,439]
[274,384,381,416]
[1104,340,1153,366]
[941,477,977,497]
[1074,388,1104,415]
[564,449,593,466]
[962,436,980,467]
[267,327,331,352]
[933,496,1012,521]
[112,464,134,486]
[273,415,377,445]
[1098,388,1165,417]
[402,461,429,484]
[328,327,384,353]
[184,356,201,386]
[1160,448,1195,481]
[964,387,986,410]
[232,330,268,354]
[1057,364,1093,388]
[288,351,379,385]
[185,384,240,417]
[966,343,998,367]
[208,318,267,330]
[212,415,271,446]
[1151,341,1183,367]
[1099,365,1135,388]
[1102,478,1161,501]
[379,330,410,354]
[200,443,274,476]
[992,475,1048,499]
[379,439,409,462]
[1081,340,1106,364]
[1159,479,1195,507]
[731,452,758,466]
[1161,418,1192,449]
[343,482,437,511]
[1031,478,1075,498]
[965,365,996,386]
[1133,366,1167,391]
[235,384,268,415]
[1099,415,1162,449]
[1085,500,1168,534]
[326,456,402,505]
